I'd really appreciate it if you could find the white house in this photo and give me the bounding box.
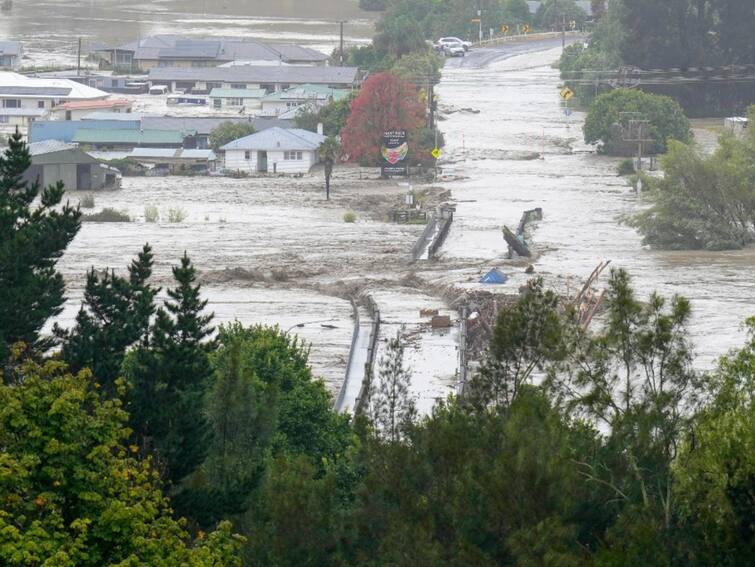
[208,88,266,112]
[221,127,326,174]
[0,41,23,70]
[0,72,109,133]
[259,84,351,117]
[50,98,132,121]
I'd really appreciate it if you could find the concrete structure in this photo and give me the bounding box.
[148,65,360,94]
[209,88,266,112]
[0,41,23,70]
[97,36,328,71]
[23,140,121,190]
[259,84,351,117]
[50,98,132,121]
[220,127,326,174]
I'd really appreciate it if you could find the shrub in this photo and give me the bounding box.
[144,205,160,223]
[343,211,357,223]
[82,208,131,222]
[79,194,96,209]
[167,208,187,223]
[584,88,692,155]
[617,159,635,176]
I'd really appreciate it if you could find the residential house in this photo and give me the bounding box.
[22,140,121,190]
[220,127,326,174]
[72,128,185,150]
[259,84,351,117]
[31,71,150,94]
[0,72,108,133]
[129,147,217,174]
[30,119,139,144]
[140,116,293,149]
[96,36,328,71]
[147,65,360,95]
[209,88,266,112]
[50,98,132,121]
[0,41,23,70]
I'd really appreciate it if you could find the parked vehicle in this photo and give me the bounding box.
[442,42,466,57]
[438,37,472,51]
[148,85,169,95]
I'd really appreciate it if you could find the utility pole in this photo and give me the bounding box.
[478,3,483,43]
[561,14,566,50]
[77,37,82,75]
[338,21,346,66]
[620,112,653,178]
[428,80,435,130]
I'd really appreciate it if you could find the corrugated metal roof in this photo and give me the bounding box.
[262,84,350,102]
[149,65,359,85]
[82,111,143,121]
[141,116,291,135]
[221,127,326,151]
[209,88,267,99]
[55,99,132,111]
[0,108,47,117]
[72,129,184,145]
[129,147,216,160]
[0,85,71,96]
[28,140,76,156]
[0,41,22,57]
[159,40,221,59]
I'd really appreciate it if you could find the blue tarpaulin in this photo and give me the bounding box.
[480,268,508,284]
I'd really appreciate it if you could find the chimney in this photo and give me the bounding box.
[317,122,323,136]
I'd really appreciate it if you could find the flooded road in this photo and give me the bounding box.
[436,39,755,367]
[1,0,374,67]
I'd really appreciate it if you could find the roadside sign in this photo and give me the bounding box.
[431,148,442,159]
[521,24,530,33]
[570,20,577,30]
[560,86,574,100]
[471,18,481,23]
[501,24,509,33]
[564,107,573,117]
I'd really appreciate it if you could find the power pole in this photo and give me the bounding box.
[562,14,566,50]
[620,112,653,179]
[428,80,435,130]
[77,37,82,75]
[478,4,483,43]
[339,21,346,66]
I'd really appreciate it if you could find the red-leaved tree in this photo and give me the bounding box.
[340,72,426,165]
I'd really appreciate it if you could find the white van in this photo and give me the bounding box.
[149,85,169,95]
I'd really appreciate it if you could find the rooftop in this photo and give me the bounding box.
[130,147,216,160]
[262,84,351,102]
[0,72,109,100]
[54,98,132,111]
[72,128,184,145]
[209,88,267,99]
[220,127,326,151]
[28,140,76,156]
[148,65,360,86]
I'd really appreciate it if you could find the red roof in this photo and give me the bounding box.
[54,98,132,111]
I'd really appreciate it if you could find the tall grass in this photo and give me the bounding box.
[79,194,96,209]
[144,205,160,223]
[82,208,131,222]
[167,207,187,223]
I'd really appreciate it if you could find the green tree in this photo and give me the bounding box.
[57,245,158,393]
[391,48,443,86]
[124,253,215,485]
[535,0,588,29]
[583,88,692,154]
[294,92,355,137]
[209,121,256,152]
[318,137,341,200]
[0,359,243,566]
[369,332,416,442]
[0,132,80,363]
[373,13,427,59]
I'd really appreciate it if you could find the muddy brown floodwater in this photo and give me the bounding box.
[433,40,755,368]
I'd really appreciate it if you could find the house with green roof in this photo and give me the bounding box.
[72,128,185,150]
[208,88,266,112]
[259,84,351,117]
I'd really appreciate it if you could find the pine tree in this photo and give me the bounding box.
[369,331,416,442]
[0,131,80,363]
[57,244,158,392]
[126,252,215,484]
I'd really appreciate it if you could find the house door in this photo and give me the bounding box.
[258,151,268,173]
[76,164,92,190]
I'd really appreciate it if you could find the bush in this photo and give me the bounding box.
[105,158,145,177]
[209,122,256,152]
[343,211,357,223]
[144,205,160,223]
[167,208,187,223]
[79,194,96,209]
[617,159,635,176]
[82,208,131,222]
[584,88,692,155]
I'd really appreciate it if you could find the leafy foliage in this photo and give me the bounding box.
[209,121,256,152]
[294,92,355,137]
[0,132,80,362]
[0,360,243,566]
[535,0,588,29]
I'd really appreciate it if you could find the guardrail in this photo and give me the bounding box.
[473,30,582,48]
[334,298,360,411]
[409,214,438,263]
[354,295,381,416]
[428,212,453,260]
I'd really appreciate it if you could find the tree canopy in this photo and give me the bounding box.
[209,122,256,152]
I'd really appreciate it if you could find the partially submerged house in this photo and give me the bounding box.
[50,98,132,121]
[209,88,266,112]
[72,128,185,150]
[96,36,328,71]
[23,140,121,190]
[129,147,217,174]
[148,65,360,94]
[259,84,351,116]
[220,127,326,174]
[0,41,23,70]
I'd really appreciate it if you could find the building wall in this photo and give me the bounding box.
[224,149,258,172]
[0,97,57,111]
[266,150,317,174]
[50,107,130,121]
[42,163,78,190]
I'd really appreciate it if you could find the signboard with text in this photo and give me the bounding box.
[380,129,408,177]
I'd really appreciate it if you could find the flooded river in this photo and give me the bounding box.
[1,0,374,67]
[438,40,755,368]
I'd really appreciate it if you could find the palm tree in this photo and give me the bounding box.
[318,137,341,200]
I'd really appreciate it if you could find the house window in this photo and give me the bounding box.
[3,99,20,108]
[38,100,45,108]
[227,97,243,106]
[230,83,246,90]
[285,101,300,109]
[213,98,222,109]
[244,151,251,160]
[207,82,222,90]
[284,151,303,160]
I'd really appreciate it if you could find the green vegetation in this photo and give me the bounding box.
[584,88,691,155]
[343,211,357,223]
[144,204,160,223]
[617,157,635,176]
[319,137,341,200]
[81,207,132,222]
[631,106,755,250]
[294,92,355,137]
[168,207,188,223]
[79,193,96,208]
[535,0,587,29]
[209,121,256,152]
[105,157,145,176]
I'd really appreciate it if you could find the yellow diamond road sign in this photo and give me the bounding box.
[431,148,442,159]
[560,86,574,100]
[501,24,509,33]
[521,24,530,33]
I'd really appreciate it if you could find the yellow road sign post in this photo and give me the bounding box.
[501,24,509,34]
[560,86,574,101]
[431,148,442,160]
[521,24,530,34]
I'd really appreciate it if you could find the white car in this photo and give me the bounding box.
[438,37,472,51]
[443,43,466,57]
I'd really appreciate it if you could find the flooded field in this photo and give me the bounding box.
[436,42,755,368]
[2,0,375,68]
